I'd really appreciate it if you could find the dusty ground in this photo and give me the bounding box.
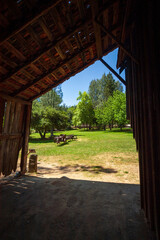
[36,152,139,184]
[0,158,153,240]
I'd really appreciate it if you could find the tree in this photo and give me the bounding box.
[31,101,50,139]
[45,107,69,137]
[40,86,63,109]
[67,106,76,128]
[75,91,95,129]
[88,73,123,107]
[104,96,115,130]
[95,97,114,130]
[88,79,101,107]
[112,91,127,130]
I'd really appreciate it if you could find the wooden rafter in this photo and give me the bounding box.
[0,19,92,84]
[28,26,44,48]
[29,43,117,101]
[0,0,63,45]
[0,92,31,105]
[11,42,97,97]
[39,17,53,41]
[3,41,26,61]
[92,0,102,59]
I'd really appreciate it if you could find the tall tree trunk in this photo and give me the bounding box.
[50,126,54,138]
[39,131,43,139]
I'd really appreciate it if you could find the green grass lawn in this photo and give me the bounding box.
[29,128,139,182]
[29,128,137,159]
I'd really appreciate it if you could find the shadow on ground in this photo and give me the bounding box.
[37,164,117,175]
[0,175,151,240]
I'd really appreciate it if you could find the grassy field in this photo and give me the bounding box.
[29,129,139,183]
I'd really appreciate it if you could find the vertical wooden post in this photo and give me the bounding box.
[0,97,5,133]
[20,103,32,174]
[0,97,5,174]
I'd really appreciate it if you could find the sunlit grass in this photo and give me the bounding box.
[29,128,136,158]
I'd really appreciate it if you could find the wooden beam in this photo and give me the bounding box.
[92,0,103,59]
[55,44,66,60]
[39,17,53,41]
[0,133,22,140]
[28,26,44,48]
[0,97,5,133]
[100,58,126,85]
[117,0,132,68]
[51,8,66,34]
[76,0,86,19]
[0,0,63,45]
[0,53,18,68]
[0,92,32,105]
[3,41,26,61]
[95,18,139,64]
[29,44,117,101]
[11,41,97,96]
[20,104,32,174]
[0,19,92,83]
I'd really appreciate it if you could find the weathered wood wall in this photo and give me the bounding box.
[125,1,160,239]
[0,98,32,176]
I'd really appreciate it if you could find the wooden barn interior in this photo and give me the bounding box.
[0,0,159,239]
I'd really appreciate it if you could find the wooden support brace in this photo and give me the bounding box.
[0,92,32,105]
[100,58,126,86]
[20,104,32,174]
[95,17,139,65]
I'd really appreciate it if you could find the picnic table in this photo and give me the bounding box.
[54,134,77,144]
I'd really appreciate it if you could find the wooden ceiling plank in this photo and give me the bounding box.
[76,0,89,43]
[51,8,66,34]
[64,39,74,54]
[3,41,26,62]
[16,33,32,54]
[29,43,117,101]
[60,67,66,76]
[39,17,53,41]
[47,51,58,66]
[11,75,27,85]
[0,53,18,68]
[28,25,44,48]
[55,45,66,60]
[11,41,96,97]
[0,0,63,45]
[30,63,43,75]
[20,69,34,80]
[76,0,86,19]
[51,73,58,80]
[0,66,8,75]
[0,19,92,83]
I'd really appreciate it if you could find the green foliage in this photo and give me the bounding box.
[112,91,127,130]
[94,91,127,130]
[74,91,95,128]
[39,86,63,109]
[89,72,123,107]
[31,101,50,139]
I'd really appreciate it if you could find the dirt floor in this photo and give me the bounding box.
[0,161,153,240]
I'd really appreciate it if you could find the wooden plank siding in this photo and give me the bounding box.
[119,1,159,239]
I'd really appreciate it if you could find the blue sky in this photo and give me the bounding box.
[61,48,125,106]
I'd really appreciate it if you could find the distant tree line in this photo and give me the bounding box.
[73,73,127,130]
[31,73,128,138]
